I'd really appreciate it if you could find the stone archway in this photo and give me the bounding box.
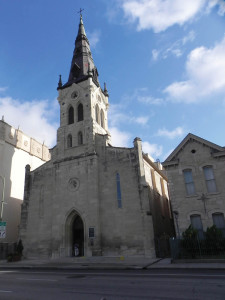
[65,210,84,257]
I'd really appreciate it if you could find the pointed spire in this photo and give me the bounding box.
[61,12,100,88]
[104,82,109,97]
[57,74,62,89]
[77,13,86,37]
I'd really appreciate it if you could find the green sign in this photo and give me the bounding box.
[0,221,6,238]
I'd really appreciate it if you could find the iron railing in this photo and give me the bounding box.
[0,243,16,259]
[170,237,225,260]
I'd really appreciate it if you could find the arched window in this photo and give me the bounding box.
[183,169,195,196]
[203,166,217,193]
[67,134,72,148]
[68,106,74,124]
[100,109,105,129]
[95,104,100,124]
[190,214,204,239]
[77,103,83,122]
[212,213,225,237]
[78,131,83,145]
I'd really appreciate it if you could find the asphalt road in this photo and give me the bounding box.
[0,269,225,300]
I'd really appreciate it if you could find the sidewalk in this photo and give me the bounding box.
[0,256,225,270]
[0,256,156,270]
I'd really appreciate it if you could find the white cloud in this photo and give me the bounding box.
[142,141,163,159]
[108,105,127,127]
[170,48,182,58]
[217,1,225,15]
[0,87,8,93]
[162,46,182,60]
[109,127,131,147]
[153,31,196,61]
[129,88,164,105]
[117,87,164,106]
[162,148,175,161]
[0,96,58,147]
[109,102,149,127]
[87,30,101,48]
[182,30,196,45]
[135,116,149,125]
[120,0,206,32]
[156,126,185,139]
[152,49,159,61]
[138,95,164,105]
[164,37,225,102]
[206,0,225,16]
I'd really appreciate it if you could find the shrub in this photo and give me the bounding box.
[182,225,198,239]
[181,225,199,258]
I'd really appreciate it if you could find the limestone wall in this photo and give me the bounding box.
[164,139,225,236]
[0,120,50,243]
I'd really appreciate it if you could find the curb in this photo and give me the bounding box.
[142,258,165,269]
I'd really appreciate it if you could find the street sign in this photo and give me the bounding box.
[0,221,6,238]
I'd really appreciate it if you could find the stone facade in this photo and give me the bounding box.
[0,119,50,245]
[163,133,225,237]
[19,15,174,259]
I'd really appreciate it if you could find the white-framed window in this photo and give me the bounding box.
[190,214,204,239]
[203,166,217,193]
[212,213,225,237]
[183,169,195,196]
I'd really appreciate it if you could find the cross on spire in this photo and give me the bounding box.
[78,8,84,17]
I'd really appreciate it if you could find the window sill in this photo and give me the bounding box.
[185,192,220,198]
[185,194,198,198]
[207,192,220,196]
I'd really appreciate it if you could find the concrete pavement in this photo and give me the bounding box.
[0,256,225,270]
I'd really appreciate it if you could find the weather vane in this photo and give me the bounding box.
[77,8,84,17]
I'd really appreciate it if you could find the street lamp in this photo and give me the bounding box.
[173,210,180,239]
[0,175,5,222]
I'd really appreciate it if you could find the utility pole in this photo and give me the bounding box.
[0,175,5,221]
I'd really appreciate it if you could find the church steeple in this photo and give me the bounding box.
[55,12,111,160]
[60,13,99,89]
[77,12,87,37]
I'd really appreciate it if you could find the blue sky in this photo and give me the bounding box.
[0,0,225,161]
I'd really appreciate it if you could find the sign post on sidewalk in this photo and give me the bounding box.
[0,221,6,238]
[0,175,5,221]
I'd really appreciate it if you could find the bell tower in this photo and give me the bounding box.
[54,13,111,159]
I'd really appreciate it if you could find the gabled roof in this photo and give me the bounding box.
[164,133,224,162]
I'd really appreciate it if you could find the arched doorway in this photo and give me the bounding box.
[65,210,85,257]
[72,215,84,256]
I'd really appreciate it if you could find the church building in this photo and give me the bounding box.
[19,14,174,259]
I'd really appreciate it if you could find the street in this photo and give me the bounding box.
[0,269,225,299]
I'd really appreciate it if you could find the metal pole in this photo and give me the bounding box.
[173,211,180,239]
[0,175,5,222]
